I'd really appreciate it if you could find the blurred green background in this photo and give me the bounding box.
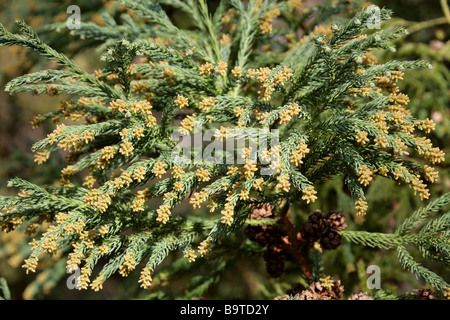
[0,0,449,299]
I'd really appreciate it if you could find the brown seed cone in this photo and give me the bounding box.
[320,228,342,250]
[417,288,435,300]
[250,203,274,220]
[327,210,347,231]
[330,278,345,299]
[297,277,344,300]
[243,225,264,244]
[301,210,328,243]
[263,247,285,278]
[348,292,373,300]
[244,225,285,247]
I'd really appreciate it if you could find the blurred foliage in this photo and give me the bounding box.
[0,0,134,300]
[0,0,448,300]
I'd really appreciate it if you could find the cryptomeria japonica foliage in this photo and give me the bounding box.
[0,0,448,299]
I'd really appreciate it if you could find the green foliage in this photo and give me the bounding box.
[0,0,448,300]
[343,192,450,291]
[0,277,11,300]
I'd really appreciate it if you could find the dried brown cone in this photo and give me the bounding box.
[297,277,344,300]
[263,247,285,278]
[243,225,265,245]
[250,203,274,220]
[244,203,282,246]
[300,210,328,243]
[327,210,347,231]
[348,292,373,300]
[417,288,435,300]
[244,225,285,247]
[320,228,342,250]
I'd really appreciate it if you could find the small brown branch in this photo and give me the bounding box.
[279,200,312,281]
